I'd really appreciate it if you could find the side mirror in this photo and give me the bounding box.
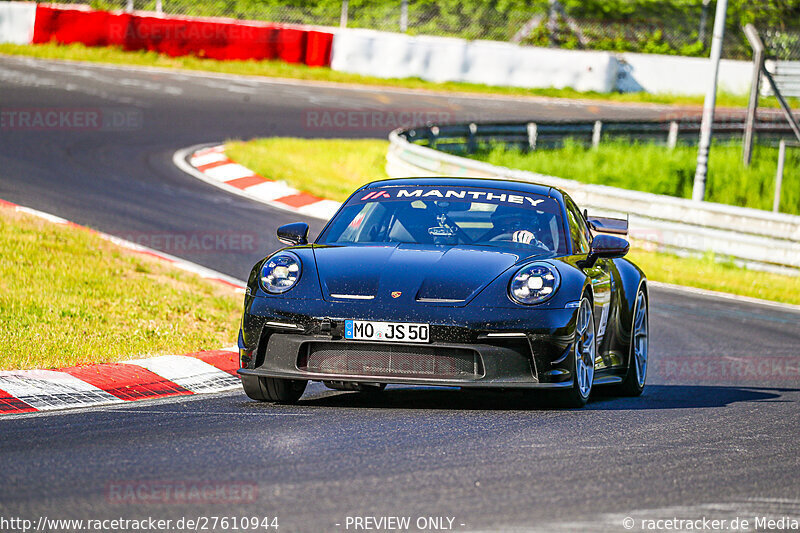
[578,234,629,268]
[276,222,309,246]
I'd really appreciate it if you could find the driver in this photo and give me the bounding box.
[488,206,546,247]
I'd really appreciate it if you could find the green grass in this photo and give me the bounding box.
[225,136,800,305]
[225,137,389,201]
[0,208,240,370]
[4,41,798,109]
[629,249,800,305]
[472,140,800,215]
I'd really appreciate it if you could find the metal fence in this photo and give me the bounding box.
[34,0,800,61]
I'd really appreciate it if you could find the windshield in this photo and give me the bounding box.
[319,185,567,256]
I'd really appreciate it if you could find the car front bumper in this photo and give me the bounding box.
[237,295,582,389]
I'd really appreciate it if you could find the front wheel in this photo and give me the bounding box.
[242,376,307,404]
[549,297,596,408]
[611,288,648,397]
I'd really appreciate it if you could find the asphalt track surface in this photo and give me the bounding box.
[1,55,800,532]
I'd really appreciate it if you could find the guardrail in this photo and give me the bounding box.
[765,60,800,98]
[386,119,800,275]
[404,115,797,152]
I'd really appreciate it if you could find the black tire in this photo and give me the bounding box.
[241,375,267,401]
[610,288,648,397]
[242,376,307,404]
[548,297,596,408]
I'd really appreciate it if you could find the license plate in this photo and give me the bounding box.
[344,320,430,343]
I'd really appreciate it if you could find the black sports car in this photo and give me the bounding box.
[237,177,648,407]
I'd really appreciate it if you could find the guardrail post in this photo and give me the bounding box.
[527,122,538,151]
[400,0,408,32]
[667,121,679,149]
[428,126,439,149]
[467,123,477,154]
[592,121,602,149]
[774,139,786,213]
[340,0,349,28]
[699,0,711,44]
[126,0,134,12]
[743,24,764,166]
[692,0,728,202]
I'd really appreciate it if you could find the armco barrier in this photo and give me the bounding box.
[764,60,800,99]
[409,117,796,152]
[30,4,332,66]
[387,125,800,275]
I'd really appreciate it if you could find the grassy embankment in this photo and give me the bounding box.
[225,137,800,305]
[0,208,240,370]
[473,140,800,216]
[3,41,799,109]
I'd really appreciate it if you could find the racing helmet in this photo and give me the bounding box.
[490,205,542,235]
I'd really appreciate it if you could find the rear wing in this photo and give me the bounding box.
[587,215,628,235]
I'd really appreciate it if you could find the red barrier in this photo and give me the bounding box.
[305,30,333,67]
[34,6,113,46]
[32,5,333,66]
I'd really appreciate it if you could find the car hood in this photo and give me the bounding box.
[312,244,526,305]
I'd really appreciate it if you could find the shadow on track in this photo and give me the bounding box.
[250,384,798,412]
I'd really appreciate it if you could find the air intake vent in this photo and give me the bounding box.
[298,342,482,379]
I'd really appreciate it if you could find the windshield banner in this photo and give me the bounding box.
[349,186,559,212]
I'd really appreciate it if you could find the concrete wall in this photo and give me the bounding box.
[617,52,752,95]
[0,1,36,44]
[332,27,754,96]
[331,28,619,93]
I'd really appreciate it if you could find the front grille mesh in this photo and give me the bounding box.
[299,342,481,379]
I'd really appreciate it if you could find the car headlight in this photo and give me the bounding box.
[509,263,560,305]
[260,253,301,294]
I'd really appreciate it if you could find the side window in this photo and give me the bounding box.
[565,200,590,254]
[338,202,386,243]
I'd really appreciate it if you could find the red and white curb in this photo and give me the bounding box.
[173,144,342,220]
[0,349,241,415]
[0,199,247,416]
